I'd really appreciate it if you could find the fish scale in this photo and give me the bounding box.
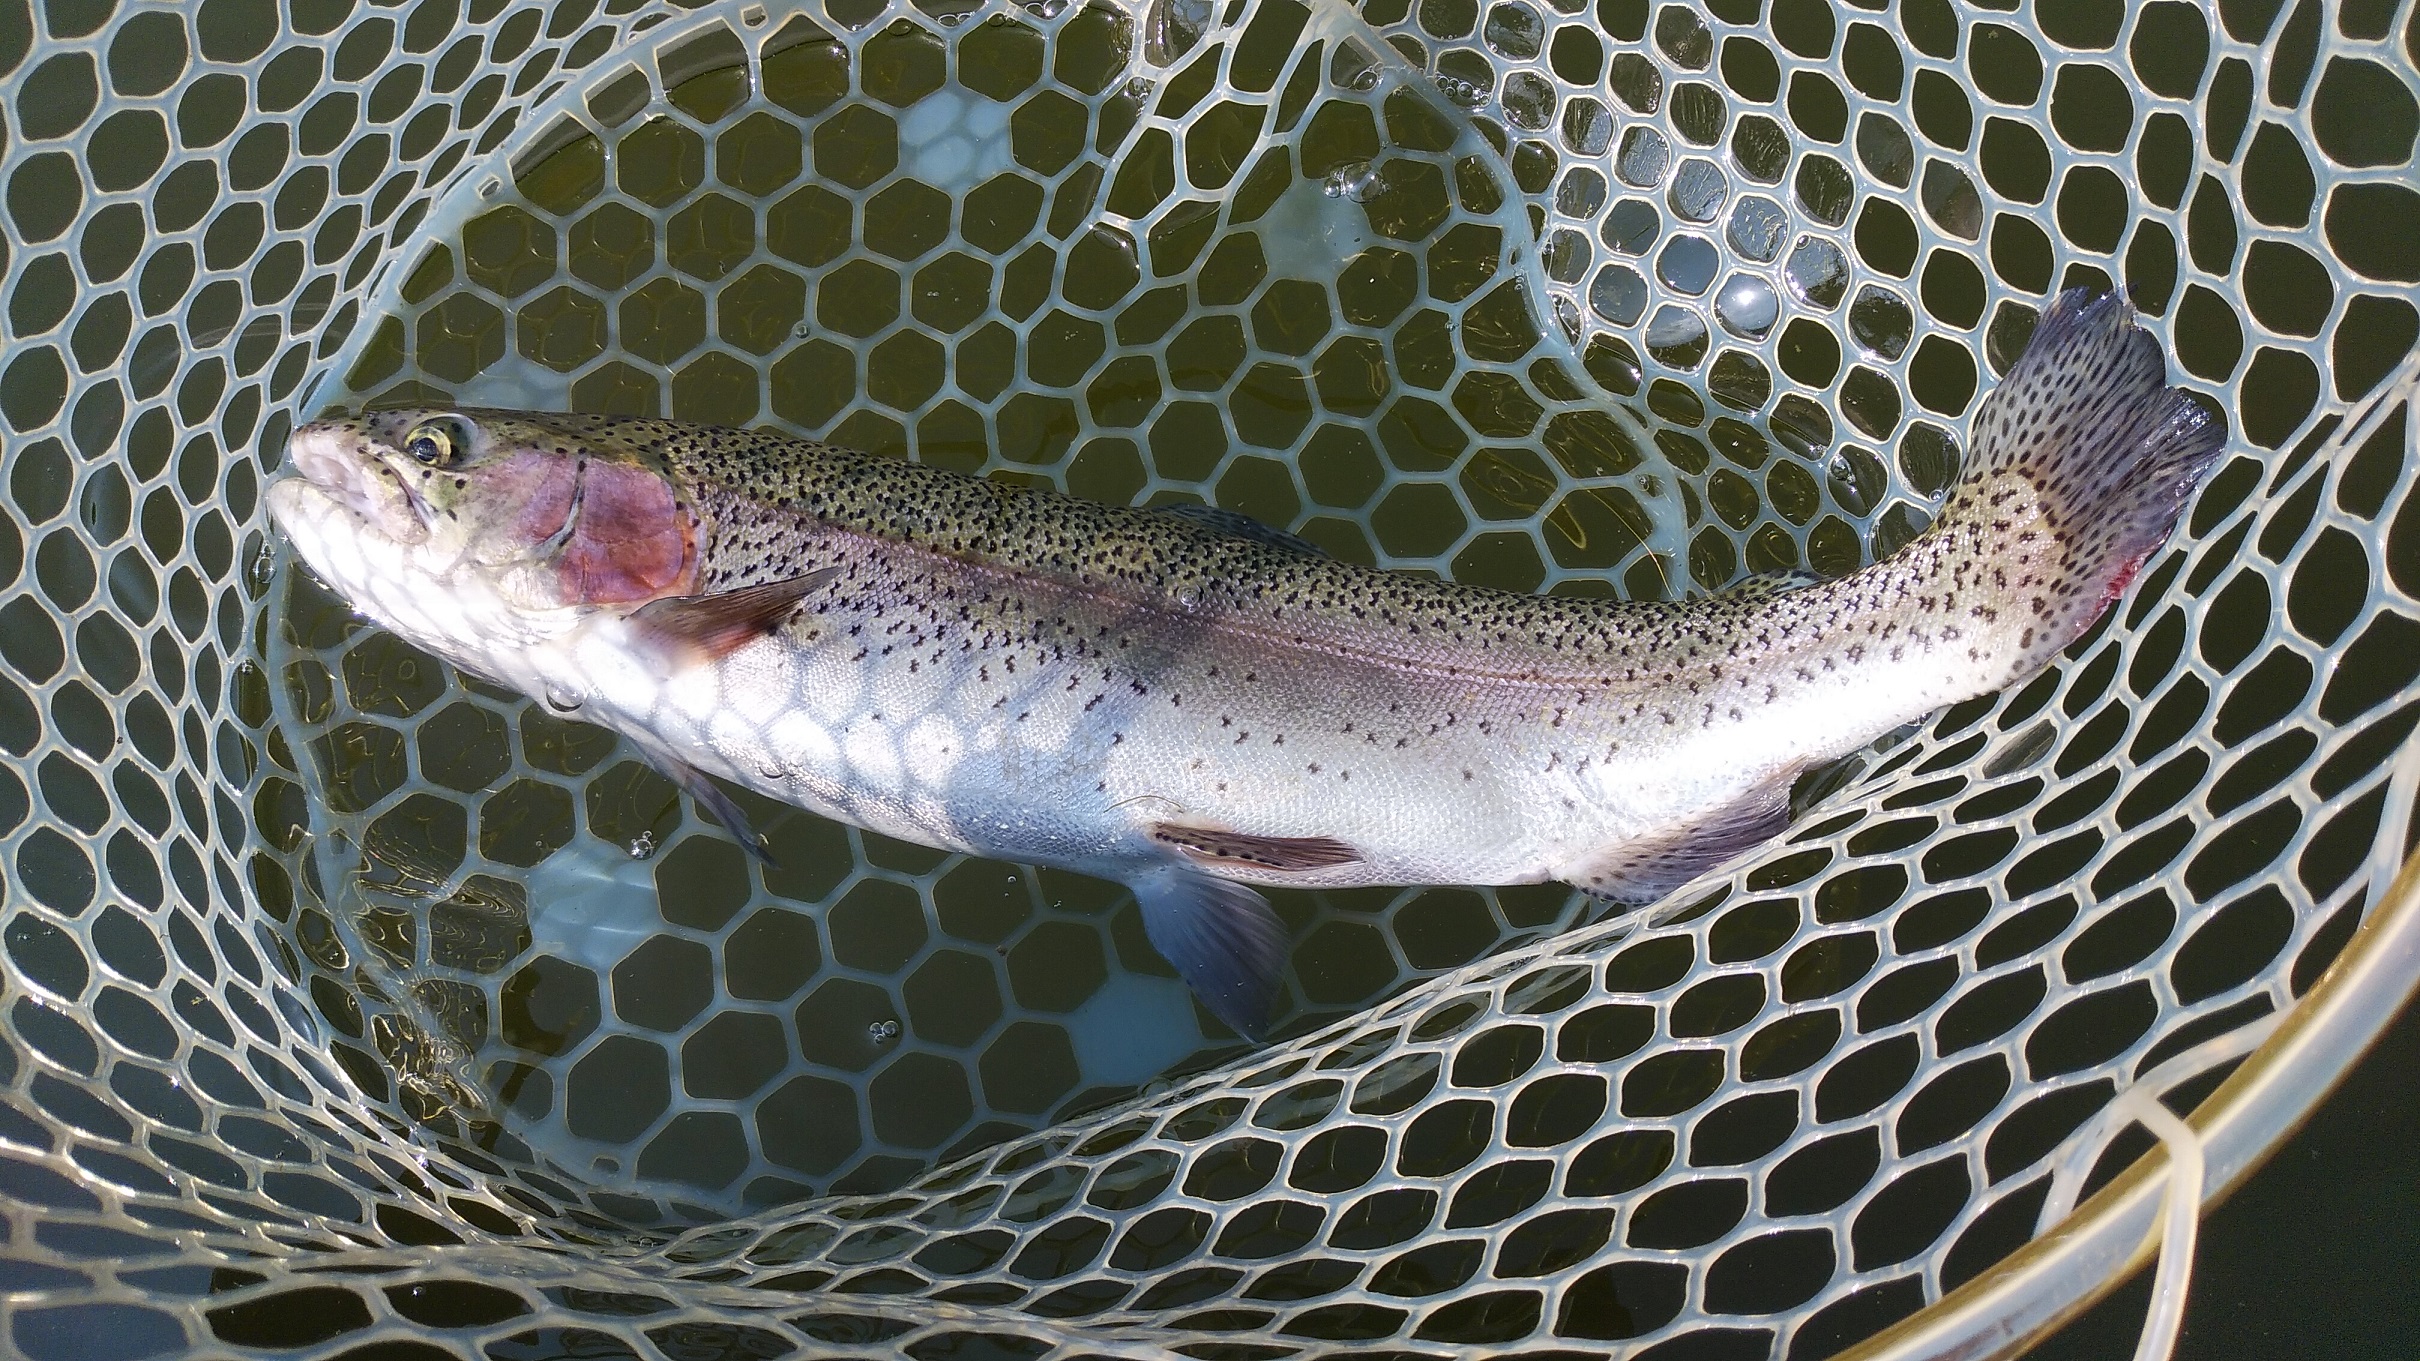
[268,289,2223,1036]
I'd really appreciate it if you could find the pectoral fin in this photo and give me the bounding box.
[666,757,776,866]
[629,566,842,665]
[1130,864,1290,1041]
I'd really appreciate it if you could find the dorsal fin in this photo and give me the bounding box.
[1717,567,1825,602]
[1151,502,1328,557]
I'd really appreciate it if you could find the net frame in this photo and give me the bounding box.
[1846,736,2420,1360]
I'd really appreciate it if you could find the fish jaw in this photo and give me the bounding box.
[265,467,582,697]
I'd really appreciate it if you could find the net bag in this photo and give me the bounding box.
[1,0,2416,1357]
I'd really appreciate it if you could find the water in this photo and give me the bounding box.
[257,0,2374,1236]
[270,1,1664,1217]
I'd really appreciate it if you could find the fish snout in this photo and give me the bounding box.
[284,421,429,544]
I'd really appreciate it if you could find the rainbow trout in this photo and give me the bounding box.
[269,291,2221,1036]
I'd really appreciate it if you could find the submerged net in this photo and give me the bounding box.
[2,0,2417,1356]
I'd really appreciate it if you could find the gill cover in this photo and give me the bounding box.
[393,412,698,606]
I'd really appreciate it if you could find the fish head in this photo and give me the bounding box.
[267,409,702,669]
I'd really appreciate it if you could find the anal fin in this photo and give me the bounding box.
[629,566,841,665]
[1130,864,1290,1041]
[1570,778,1796,907]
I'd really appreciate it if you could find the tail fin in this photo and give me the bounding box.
[1933,289,2226,671]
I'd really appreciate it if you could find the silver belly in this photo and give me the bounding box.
[551,601,1633,889]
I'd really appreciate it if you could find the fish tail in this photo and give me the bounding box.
[1924,288,2225,675]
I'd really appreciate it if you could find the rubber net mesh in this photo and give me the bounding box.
[2,0,2417,1356]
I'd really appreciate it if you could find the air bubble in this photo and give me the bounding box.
[1645,304,1710,366]
[1784,236,1851,308]
[1590,263,1650,325]
[1552,295,1585,343]
[627,831,657,860]
[274,987,321,1045]
[1727,196,1790,262]
[542,682,586,713]
[1657,235,1720,294]
[1715,274,1780,339]
[1848,286,1914,360]
[1323,162,1379,202]
[1436,77,1490,108]
[868,1018,902,1044]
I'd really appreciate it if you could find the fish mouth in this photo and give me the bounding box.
[275,420,430,545]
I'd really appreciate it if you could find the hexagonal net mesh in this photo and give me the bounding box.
[1,0,2416,1356]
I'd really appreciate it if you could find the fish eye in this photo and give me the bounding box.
[402,418,467,468]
